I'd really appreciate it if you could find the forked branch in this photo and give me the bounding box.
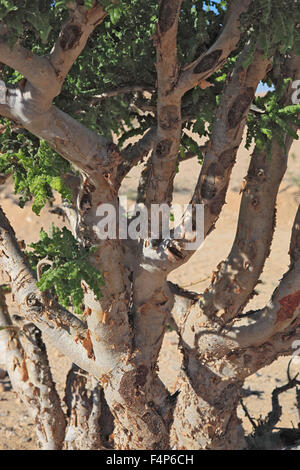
[0,206,102,377]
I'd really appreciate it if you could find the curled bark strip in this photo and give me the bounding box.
[76,330,96,361]
[36,258,53,282]
[275,291,300,324]
[20,358,29,382]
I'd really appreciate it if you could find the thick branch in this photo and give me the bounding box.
[0,4,107,112]
[196,51,300,324]
[140,47,271,275]
[144,0,183,208]
[200,142,289,324]
[0,28,57,99]
[91,85,155,101]
[0,206,102,377]
[169,250,300,449]
[48,3,107,102]
[136,144,207,205]
[64,364,107,450]
[116,127,157,185]
[191,49,271,238]
[0,82,123,178]
[176,0,253,95]
[169,49,299,451]
[0,291,66,449]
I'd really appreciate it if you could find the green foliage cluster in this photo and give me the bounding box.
[0,1,229,172]
[241,0,300,68]
[0,1,123,46]
[58,0,158,140]
[27,225,104,314]
[0,1,299,194]
[0,0,65,47]
[246,79,300,157]
[0,120,72,214]
[0,0,299,315]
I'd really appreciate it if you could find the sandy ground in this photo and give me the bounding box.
[1,131,300,449]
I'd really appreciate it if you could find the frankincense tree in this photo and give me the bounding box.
[0,0,300,450]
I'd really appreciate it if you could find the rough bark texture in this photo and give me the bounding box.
[170,53,300,450]
[64,364,109,450]
[0,0,299,451]
[0,290,66,449]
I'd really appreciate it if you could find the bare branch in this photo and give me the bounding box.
[0,81,123,178]
[0,206,102,377]
[0,4,107,114]
[195,51,300,324]
[116,127,157,185]
[91,85,155,101]
[0,28,57,99]
[144,0,183,208]
[140,47,271,274]
[136,143,207,205]
[49,3,107,101]
[200,141,289,324]
[169,48,300,450]
[191,49,271,238]
[225,200,300,351]
[176,0,253,95]
[289,205,300,269]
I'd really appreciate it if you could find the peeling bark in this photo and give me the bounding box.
[0,291,66,449]
[198,52,300,325]
[191,49,270,239]
[0,206,101,377]
[64,364,108,450]
[0,0,299,452]
[145,1,182,210]
[170,53,300,450]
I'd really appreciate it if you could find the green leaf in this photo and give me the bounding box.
[28,226,104,314]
